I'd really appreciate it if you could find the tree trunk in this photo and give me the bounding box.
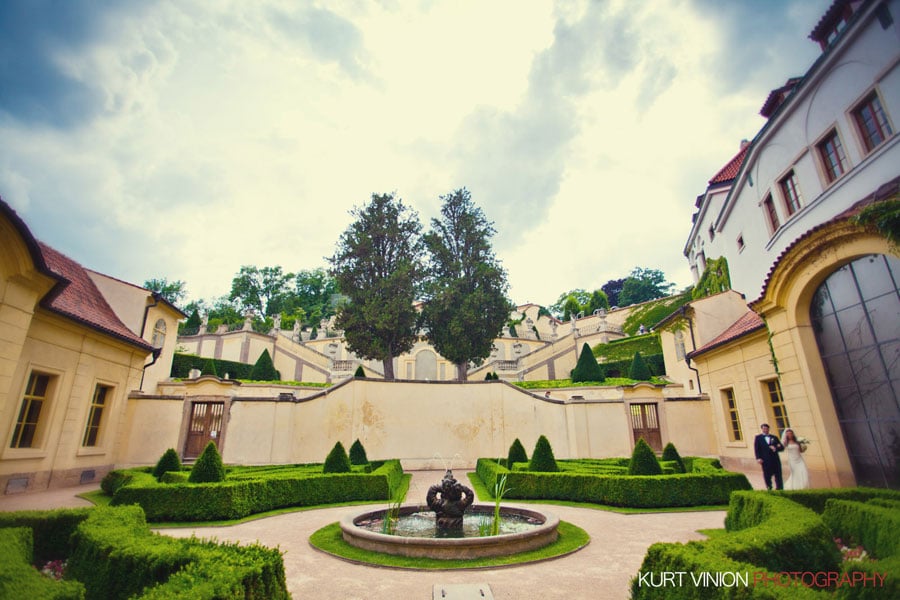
[382,356,395,380]
[455,361,468,382]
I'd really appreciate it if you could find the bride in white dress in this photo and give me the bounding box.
[782,428,810,490]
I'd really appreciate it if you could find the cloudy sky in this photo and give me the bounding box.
[1,0,831,308]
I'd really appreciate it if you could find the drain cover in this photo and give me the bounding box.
[433,584,494,599]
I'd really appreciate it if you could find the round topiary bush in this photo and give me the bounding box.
[661,442,687,473]
[323,441,351,473]
[153,448,182,481]
[629,351,652,381]
[507,438,528,466]
[628,438,662,475]
[530,435,559,472]
[189,441,226,483]
[349,439,369,465]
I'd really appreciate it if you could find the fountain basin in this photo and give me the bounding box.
[340,505,559,560]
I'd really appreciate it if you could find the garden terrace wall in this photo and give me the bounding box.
[476,458,750,508]
[110,460,402,521]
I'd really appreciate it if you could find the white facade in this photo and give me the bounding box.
[687,0,900,299]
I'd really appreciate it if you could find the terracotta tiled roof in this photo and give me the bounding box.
[688,311,766,359]
[809,0,852,44]
[752,175,900,307]
[760,77,803,118]
[708,145,748,185]
[38,242,154,351]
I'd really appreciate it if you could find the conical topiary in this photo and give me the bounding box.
[661,442,687,473]
[571,343,605,383]
[354,365,366,378]
[249,349,279,381]
[529,435,558,472]
[323,441,351,473]
[507,438,528,466]
[349,439,369,465]
[184,310,201,332]
[153,448,182,481]
[485,371,493,380]
[629,351,652,381]
[189,441,226,483]
[628,438,662,475]
[200,358,218,377]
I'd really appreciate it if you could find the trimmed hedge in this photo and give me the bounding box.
[153,448,182,481]
[476,457,750,508]
[349,439,369,465]
[529,435,559,472]
[189,441,226,483]
[111,460,403,521]
[661,442,687,473]
[67,506,287,599]
[632,491,838,599]
[629,438,662,475]
[0,507,93,564]
[571,342,605,383]
[601,353,665,378]
[0,527,85,600]
[507,438,528,465]
[171,353,254,380]
[323,442,352,474]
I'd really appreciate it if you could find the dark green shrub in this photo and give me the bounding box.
[530,435,558,472]
[628,351,651,380]
[628,438,662,475]
[0,527,85,599]
[250,349,280,381]
[507,438,528,465]
[571,343,605,383]
[189,441,225,483]
[485,371,493,380]
[67,506,289,599]
[101,469,134,495]
[354,365,366,377]
[200,358,218,377]
[660,442,686,473]
[349,439,369,465]
[0,508,93,564]
[323,442,351,474]
[153,448,183,481]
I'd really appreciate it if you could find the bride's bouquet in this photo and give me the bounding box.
[797,436,811,451]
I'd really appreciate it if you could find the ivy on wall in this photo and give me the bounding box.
[691,256,731,300]
[852,197,900,251]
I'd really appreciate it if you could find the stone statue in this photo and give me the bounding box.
[426,470,474,531]
[273,314,282,331]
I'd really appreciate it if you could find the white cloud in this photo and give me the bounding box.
[0,0,832,307]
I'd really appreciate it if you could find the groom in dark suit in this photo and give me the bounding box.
[754,423,784,490]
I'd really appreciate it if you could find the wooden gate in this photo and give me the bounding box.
[630,403,662,452]
[185,402,224,459]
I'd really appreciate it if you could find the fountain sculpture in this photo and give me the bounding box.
[340,470,559,559]
[426,470,474,531]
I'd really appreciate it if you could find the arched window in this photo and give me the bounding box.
[810,254,900,488]
[151,319,167,348]
[674,330,686,361]
[415,350,437,381]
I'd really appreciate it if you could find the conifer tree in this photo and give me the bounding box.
[661,442,687,473]
[507,438,528,466]
[153,448,182,481]
[323,441,352,473]
[250,349,280,381]
[200,358,218,377]
[189,441,226,483]
[629,351,652,381]
[530,435,558,472]
[354,365,366,378]
[628,438,662,475]
[571,343,605,383]
[349,439,369,465]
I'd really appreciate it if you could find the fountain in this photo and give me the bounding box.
[339,470,559,560]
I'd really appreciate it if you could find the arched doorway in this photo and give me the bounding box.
[810,254,899,488]
[415,350,437,381]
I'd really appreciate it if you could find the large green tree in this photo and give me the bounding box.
[144,277,187,307]
[601,278,625,307]
[420,188,511,381]
[329,193,423,380]
[618,267,674,306]
[229,265,293,316]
